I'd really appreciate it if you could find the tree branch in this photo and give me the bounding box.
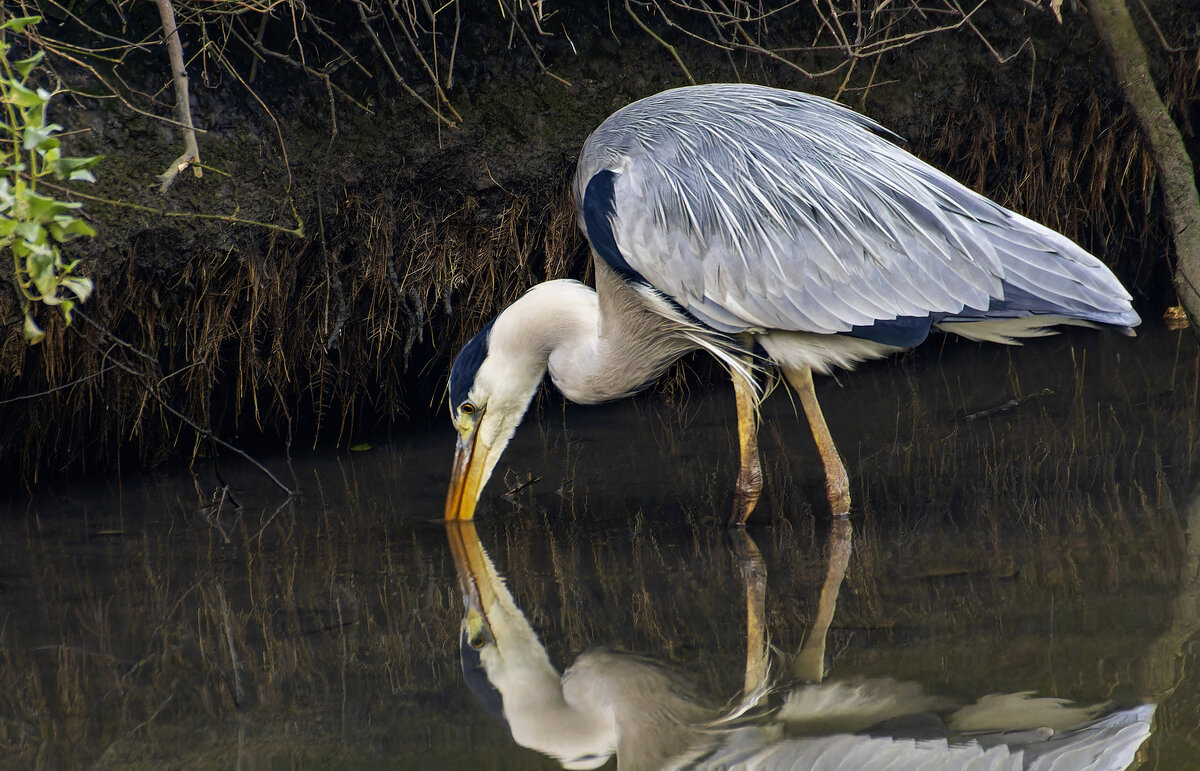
[153,0,201,193]
[1086,0,1200,331]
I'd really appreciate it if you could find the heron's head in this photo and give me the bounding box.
[444,311,548,520]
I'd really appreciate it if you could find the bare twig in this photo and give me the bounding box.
[447,0,462,89]
[215,584,248,707]
[0,364,117,404]
[210,45,295,190]
[38,179,305,237]
[1133,0,1186,54]
[386,0,462,121]
[499,0,572,86]
[627,0,695,84]
[352,0,458,128]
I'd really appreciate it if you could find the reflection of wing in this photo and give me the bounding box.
[777,677,951,734]
[709,731,1028,770]
[706,696,1154,771]
[950,692,1107,733]
[574,84,1139,338]
[1021,705,1156,771]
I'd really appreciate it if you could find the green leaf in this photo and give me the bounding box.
[5,80,45,109]
[13,50,44,80]
[1,28,101,348]
[1,16,42,34]
[48,216,95,241]
[23,312,44,344]
[24,241,58,296]
[23,121,61,152]
[349,443,373,452]
[14,219,45,243]
[49,153,101,182]
[60,275,93,302]
[23,190,78,222]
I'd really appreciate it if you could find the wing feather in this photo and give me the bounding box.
[573,84,1138,336]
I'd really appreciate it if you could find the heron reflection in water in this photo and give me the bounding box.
[445,522,1154,770]
[444,84,1140,524]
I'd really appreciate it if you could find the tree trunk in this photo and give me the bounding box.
[1086,0,1200,332]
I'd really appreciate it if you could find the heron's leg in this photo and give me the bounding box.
[784,367,851,518]
[729,362,764,527]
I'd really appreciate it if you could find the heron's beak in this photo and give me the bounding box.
[445,422,491,521]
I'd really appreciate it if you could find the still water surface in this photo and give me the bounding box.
[2,327,1198,769]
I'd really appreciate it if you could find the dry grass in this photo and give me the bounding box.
[0,178,587,483]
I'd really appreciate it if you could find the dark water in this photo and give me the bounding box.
[1,327,1198,769]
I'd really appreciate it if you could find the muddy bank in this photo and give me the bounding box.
[0,1,1196,484]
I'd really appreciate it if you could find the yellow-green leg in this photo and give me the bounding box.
[784,367,851,519]
[728,364,764,527]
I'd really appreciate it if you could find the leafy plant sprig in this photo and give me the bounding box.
[1,15,100,344]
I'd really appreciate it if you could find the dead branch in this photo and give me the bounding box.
[627,0,695,84]
[153,0,202,193]
[75,311,297,497]
[1086,0,1200,331]
[499,0,572,86]
[387,0,462,121]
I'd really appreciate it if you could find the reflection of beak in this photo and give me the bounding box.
[445,425,491,521]
[448,522,507,720]
[446,521,496,613]
[448,522,492,653]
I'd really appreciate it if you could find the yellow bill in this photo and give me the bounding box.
[444,425,491,521]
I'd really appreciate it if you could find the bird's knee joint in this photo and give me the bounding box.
[826,483,851,516]
[737,469,764,494]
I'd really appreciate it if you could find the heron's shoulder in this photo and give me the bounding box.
[577,84,896,171]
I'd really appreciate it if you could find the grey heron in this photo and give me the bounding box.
[444,84,1141,523]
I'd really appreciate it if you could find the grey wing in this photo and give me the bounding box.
[574,85,1137,336]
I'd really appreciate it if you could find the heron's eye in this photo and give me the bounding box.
[461,402,477,415]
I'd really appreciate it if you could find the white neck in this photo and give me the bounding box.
[489,271,698,406]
